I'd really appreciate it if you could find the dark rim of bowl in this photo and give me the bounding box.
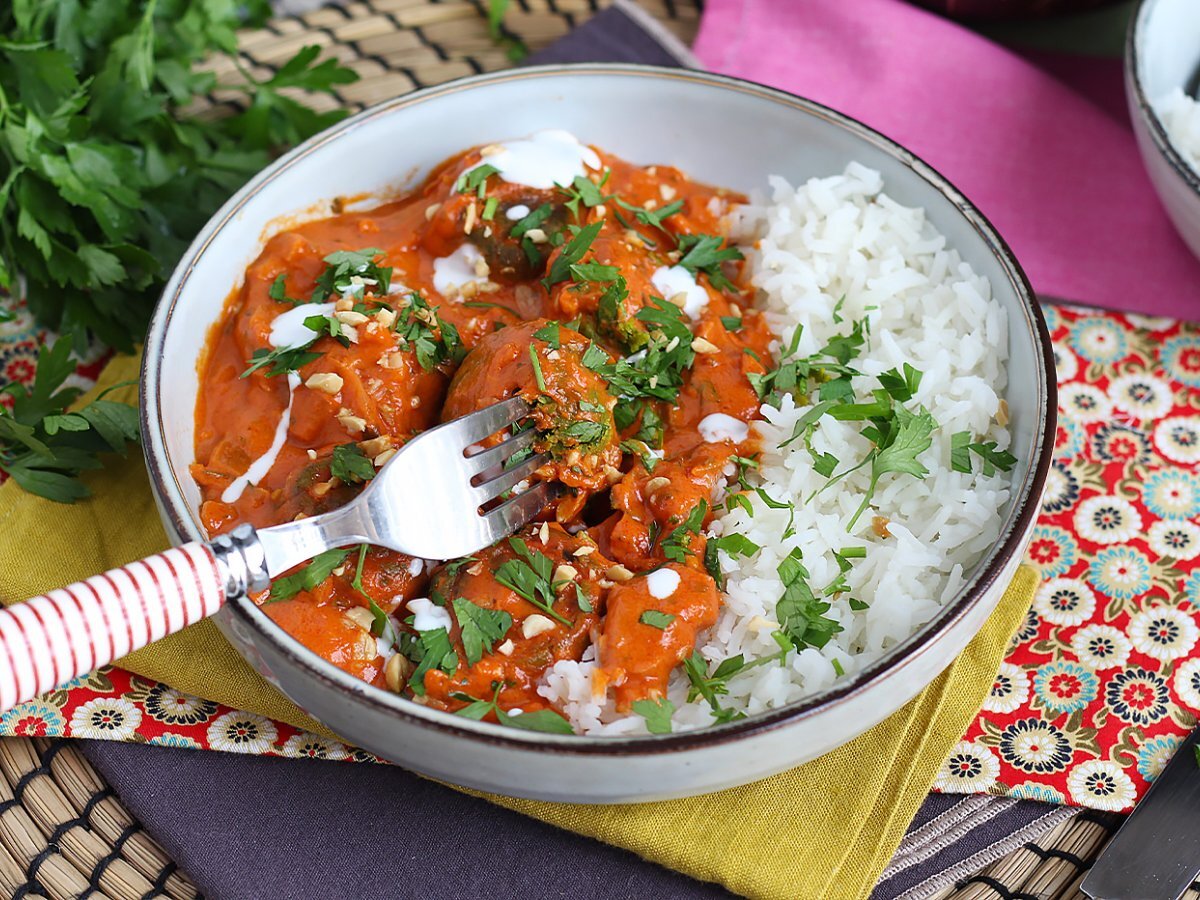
[1126,0,1200,195]
[141,63,1056,756]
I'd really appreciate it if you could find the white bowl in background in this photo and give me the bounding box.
[141,64,1055,802]
[1127,0,1200,260]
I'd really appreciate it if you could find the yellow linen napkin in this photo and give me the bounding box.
[0,354,1037,900]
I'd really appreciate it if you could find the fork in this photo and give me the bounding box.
[0,397,554,713]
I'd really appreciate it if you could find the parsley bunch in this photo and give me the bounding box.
[0,1,358,501]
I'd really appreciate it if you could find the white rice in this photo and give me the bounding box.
[538,163,1013,735]
[1156,87,1200,176]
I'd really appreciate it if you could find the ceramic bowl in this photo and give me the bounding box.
[142,64,1055,803]
[1126,0,1200,260]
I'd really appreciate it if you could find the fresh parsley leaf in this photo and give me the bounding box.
[529,345,546,392]
[269,549,350,603]
[561,420,607,444]
[559,174,609,217]
[878,363,923,402]
[614,197,683,232]
[776,548,843,652]
[850,404,936,527]
[510,203,553,239]
[484,0,529,61]
[574,583,593,613]
[494,538,571,625]
[639,610,676,629]
[631,697,675,734]
[240,344,322,379]
[660,500,707,563]
[703,532,760,587]
[406,627,458,695]
[951,432,1017,476]
[720,315,743,332]
[542,221,603,289]
[330,443,375,484]
[393,293,465,371]
[676,233,743,291]
[312,248,391,301]
[456,164,499,198]
[268,273,302,306]
[452,597,513,666]
[304,313,350,347]
[497,707,575,734]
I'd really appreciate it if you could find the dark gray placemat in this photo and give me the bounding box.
[79,6,1074,899]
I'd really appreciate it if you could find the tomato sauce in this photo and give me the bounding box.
[192,136,774,726]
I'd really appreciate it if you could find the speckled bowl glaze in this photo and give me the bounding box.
[142,64,1055,803]
[1127,0,1200,261]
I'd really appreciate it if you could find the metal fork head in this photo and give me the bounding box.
[256,397,562,575]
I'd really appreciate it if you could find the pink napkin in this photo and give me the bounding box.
[694,0,1200,318]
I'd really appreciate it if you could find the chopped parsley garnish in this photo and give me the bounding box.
[330,443,375,484]
[510,203,554,239]
[749,321,865,410]
[542,221,603,289]
[559,173,610,216]
[456,163,499,198]
[660,500,707,563]
[631,697,675,734]
[682,631,792,724]
[367,597,402,649]
[529,345,546,392]
[620,438,659,472]
[561,420,607,444]
[878,363,923,402]
[614,197,683,232]
[593,297,696,412]
[268,549,350,603]
[406,627,458,695]
[573,583,594,614]
[720,315,743,332]
[312,248,392,301]
[676,233,744,291]
[703,532,761,589]
[776,548,843,652]
[639,610,676,630]
[303,313,351,347]
[849,403,937,529]
[494,537,571,625]
[822,547,865,598]
[393,293,466,371]
[452,684,574,733]
[240,344,322,379]
[951,432,1018,476]
[268,273,303,306]
[452,597,513,666]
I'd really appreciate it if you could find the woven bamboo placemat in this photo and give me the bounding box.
[0,1,1171,897]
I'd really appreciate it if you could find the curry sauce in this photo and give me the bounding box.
[192,131,773,729]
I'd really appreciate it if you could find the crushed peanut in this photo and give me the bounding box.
[552,564,578,584]
[522,614,556,639]
[373,448,397,467]
[358,436,392,457]
[384,654,409,692]
[496,639,514,657]
[334,310,369,326]
[691,337,720,354]
[374,308,396,329]
[425,203,440,221]
[304,372,344,395]
[337,409,367,434]
[606,564,634,582]
[344,607,374,631]
[645,476,671,495]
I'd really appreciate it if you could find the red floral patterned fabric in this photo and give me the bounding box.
[3,302,1199,811]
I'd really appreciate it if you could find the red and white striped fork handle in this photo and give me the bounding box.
[0,543,228,711]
